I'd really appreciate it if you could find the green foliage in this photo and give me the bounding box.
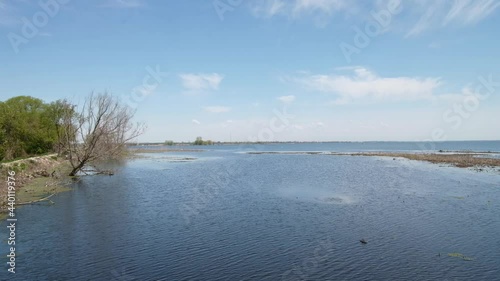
[11,166,20,173]
[193,136,213,145]
[194,136,203,145]
[164,140,174,146]
[0,96,70,161]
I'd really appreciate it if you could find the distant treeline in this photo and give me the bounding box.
[0,96,68,162]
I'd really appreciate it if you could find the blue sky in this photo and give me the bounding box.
[1,0,499,142]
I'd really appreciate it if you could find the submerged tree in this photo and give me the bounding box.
[61,92,145,176]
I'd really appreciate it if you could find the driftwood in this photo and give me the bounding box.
[96,170,114,175]
[18,193,55,205]
[80,167,114,176]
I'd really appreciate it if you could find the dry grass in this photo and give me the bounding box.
[0,155,71,215]
[351,153,500,168]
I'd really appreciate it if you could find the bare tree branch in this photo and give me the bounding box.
[60,92,145,176]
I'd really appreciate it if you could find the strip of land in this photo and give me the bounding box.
[130,148,204,154]
[247,151,500,169]
[348,152,500,168]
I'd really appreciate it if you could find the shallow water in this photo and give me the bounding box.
[2,142,500,280]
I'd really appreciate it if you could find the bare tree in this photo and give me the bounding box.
[61,92,145,176]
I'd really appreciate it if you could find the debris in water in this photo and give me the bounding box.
[448,253,474,261]
[360,239,367,244]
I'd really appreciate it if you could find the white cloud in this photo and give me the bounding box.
[179,73,224,92]
[294,67,442,104]
[192,119,201,125]
[204,106,231,113]
[430,86,486,106]
[293,124,305,130]
[277,95,296,104]
[313,121,325,127]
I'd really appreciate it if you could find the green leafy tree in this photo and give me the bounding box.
[0,96,71,161]
[46,99,76,155]
[0,96,56,160]
[194,136,203,145]
[193,137,213,145]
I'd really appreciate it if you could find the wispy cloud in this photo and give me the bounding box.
[443,0,500,25]
[291,121,325,131]
[292,0,349,15]
[251,0,350,17]
[179,73,224,92]
[428,41,441,49]
[100,0,146,9]
[405,0,500,37]
[0,1,22,27]
[251,0,286,17]
[250,0,354,26]
[250,0,500,35]
[277,95,296,104]
[293,66,442,104]
[192,119,201,125]
[204,106,231,113]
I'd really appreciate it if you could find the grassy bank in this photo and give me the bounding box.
[1,154,72,219]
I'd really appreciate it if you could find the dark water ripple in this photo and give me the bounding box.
[2,144,500,280]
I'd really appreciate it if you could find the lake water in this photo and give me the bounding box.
[3,142,500,280]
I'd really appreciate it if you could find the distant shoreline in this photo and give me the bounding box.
[128,140,500,146]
